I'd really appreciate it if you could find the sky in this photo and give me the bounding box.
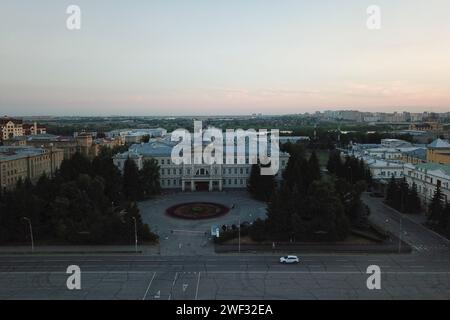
[1,0,450,116]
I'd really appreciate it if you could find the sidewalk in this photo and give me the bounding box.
[0,244,161,255]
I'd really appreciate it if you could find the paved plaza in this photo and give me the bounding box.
[138,190,267,255]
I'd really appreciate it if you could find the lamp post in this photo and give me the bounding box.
[231,203,240,253]
[154,226,161,255]
[131,217,138,253]
[22,217,34,253]
[238,213,241,254]
[399,187,405,253]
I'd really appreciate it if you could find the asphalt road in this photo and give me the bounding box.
[0,254,448,299]
[0,193,449,300]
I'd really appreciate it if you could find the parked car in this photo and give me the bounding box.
[279,255,300,264]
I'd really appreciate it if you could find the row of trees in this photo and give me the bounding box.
[248,146,371,242]
[385,176,450,238]
[0,148,160,245]
[426,185,450,238]
[327,151,372,185]
[385,177,422,214]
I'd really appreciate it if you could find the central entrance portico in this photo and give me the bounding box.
[182,178,223,192]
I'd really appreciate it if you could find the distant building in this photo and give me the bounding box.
[381,139,411,148]
[23,123,47,135]
[409,122,443,132]
[279,136,310,144]
[3,133,113,160]
[106,128,167,144]
[0,146,64,191]
[0,117,23,141]
[401,148,427,165]
[427,138,450,165]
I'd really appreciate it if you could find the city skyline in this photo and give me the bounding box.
[1,0,450,116]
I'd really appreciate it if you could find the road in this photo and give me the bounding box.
[0,254,449,299]
[362,193,450,253]
[0,193,448,300]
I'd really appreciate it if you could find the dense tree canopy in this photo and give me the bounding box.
[0,149,160,245]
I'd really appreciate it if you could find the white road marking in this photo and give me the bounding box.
[0,270,448,275]
[168,272,178,300]
[142,272,156,300]
[195,272,201,300]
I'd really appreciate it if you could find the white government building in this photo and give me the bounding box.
[113,133,290,192]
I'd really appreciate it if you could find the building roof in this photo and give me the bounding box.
[427,138,450,149]
[0,117,23,125]
[0,146,46,161]
[415,163,450,176]
[402,148,427,160]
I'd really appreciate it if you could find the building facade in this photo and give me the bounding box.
[0,117,23,141]
[403,163,450,204]
[113,136,289,192]
[426,139,450,165]
[0,146,64,191]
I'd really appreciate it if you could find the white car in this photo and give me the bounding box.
[279,255,300,264]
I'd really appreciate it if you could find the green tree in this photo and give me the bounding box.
[406,182,422,214]
[122,158,143,201]
[140,159,161,198]
[428,185,443,225]
[247,164,276,202]
[307,150,321,183]
[385,176,400,209]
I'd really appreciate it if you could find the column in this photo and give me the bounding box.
[219,179,223,191]
[191,180,195,192]
[209,180,213,192]
[182,180,185,192]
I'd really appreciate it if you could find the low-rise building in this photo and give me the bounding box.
[426,138,450,165]
[113,135,289,192]
[0,117,23,141]
[0,146,64,191]
[106,128,167,144]
[381,139,412,148]
[403,163,450,204]
[23,123,47,135]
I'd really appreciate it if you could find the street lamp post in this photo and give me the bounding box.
[154,226,161,255]
[399,188,404,253]
[398,214,403,253]
[238,214,241,254]
[22,217,34,253]
[131,217,138,253]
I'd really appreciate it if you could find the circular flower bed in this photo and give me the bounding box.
[166,202,230,220]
